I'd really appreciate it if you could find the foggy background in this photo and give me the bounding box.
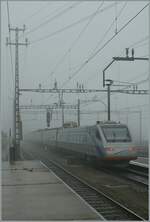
[1,1,149,144]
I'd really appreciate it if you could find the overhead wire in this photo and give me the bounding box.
[68,1,105,103]
[115,1,118,34]
[99,36,149,96]
[34,2,68,24]
[95,69,149,112]
[135,78,149,85]
[38,1,127,89]
[60,3,149,110]
[18,2,70,41]
[127,70,148,83]
[25,2,81,37]
[60,3,149,88]
[24,3,148,116]
[116,35,149,58]
[78,5,148,114]
[134,42,148,49]
[83,2,127,88]
[109,70,148,92]
[111,79,147,86]
[46,0,105,84]
[128,35,149,48]
[86,3,149,69]
[73,2,127,108]
[20,2,52,25]
[43,1,105,104]
[88,69,149,108]
[59,1,105,105]
[120,103,149,110]
[84,34,149,91]
[88,2,127,59]
[92,38,149,104]
[6,0,14,88]
[20,46,29,85]
[30,2,119,45]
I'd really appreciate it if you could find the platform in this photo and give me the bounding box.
[130,157,149,168]
[2,160,103,220]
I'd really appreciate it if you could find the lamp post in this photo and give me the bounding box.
[105,79,113,121]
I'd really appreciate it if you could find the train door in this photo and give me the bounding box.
[89,126,105,157]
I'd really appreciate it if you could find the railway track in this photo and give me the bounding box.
[128,162,148,177]
[100,165,148,187]
[22,150,145,221]
[125,165,148,186]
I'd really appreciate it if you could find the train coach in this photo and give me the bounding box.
[26,121,137,166]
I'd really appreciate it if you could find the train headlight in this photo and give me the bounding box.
[128,147,136,151]
[106,147,113,152]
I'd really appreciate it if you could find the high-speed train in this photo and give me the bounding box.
[26,121,137,166]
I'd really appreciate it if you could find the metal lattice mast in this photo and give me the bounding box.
[19,88,149,94]
[6,26,28,160]
[15,28,19,157]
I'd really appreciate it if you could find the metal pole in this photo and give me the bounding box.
[139,111,142,145]
[107,84,111,121]
[149,2,150,151]
[126,108,129,125]
[9,128,11,148]
[62,104,64,127]
[14,28,20,160]
[0,0,1,158]
[102,59,115,87]
[61,92,64,127]
[77,99,80,127]
[6,26,28,160]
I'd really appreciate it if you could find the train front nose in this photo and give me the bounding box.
[105,144,137,160]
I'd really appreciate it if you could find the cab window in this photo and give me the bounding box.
[95,129,102,141]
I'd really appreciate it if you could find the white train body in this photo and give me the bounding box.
[26,121,137,165]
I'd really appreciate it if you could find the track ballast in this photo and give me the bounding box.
[23,150,145,221]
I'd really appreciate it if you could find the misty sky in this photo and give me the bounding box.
[1,1,149,143]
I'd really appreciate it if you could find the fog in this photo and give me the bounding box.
[1,1,149,144]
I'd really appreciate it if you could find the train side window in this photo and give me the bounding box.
[96,130,102,141]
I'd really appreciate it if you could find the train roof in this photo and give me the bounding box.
[96,121,127,126]
[34,121,127,133]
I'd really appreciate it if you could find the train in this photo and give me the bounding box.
[26,121,137,166]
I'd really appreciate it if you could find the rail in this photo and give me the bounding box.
[23,150,145,221]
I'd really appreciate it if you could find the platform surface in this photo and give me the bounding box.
[130,157,149,168]
[2,160,103,220]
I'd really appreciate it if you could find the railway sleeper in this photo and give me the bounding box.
[87,200,113,205]
[73,187,92,191]
[96,208,121,213]
[81,192,99,197]
[94,206,117,210]
[80,193,100,197]
[103,215,130,220]
[89,203,114,208]
[100,211,130,217]
[82,193,103,197]
[71,185,91,189]
[89,198,112,202]
[86,200,109,205]
[83,199,108,205]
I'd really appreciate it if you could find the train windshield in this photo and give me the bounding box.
[101,125,131,142]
